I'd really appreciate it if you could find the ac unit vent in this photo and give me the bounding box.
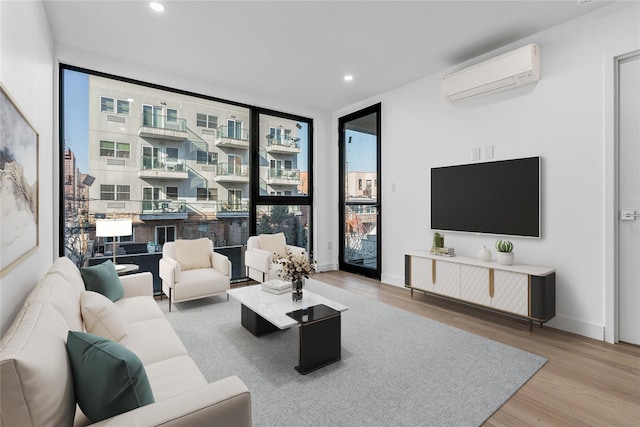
[106,115,126,123]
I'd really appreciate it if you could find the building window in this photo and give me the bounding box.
[165,186,178,200]
[101,97,129,115]
[116,185,130,201]
[116,99,130,115]
[100,140,130,158]
[100,184,115,200]
[165,147,179,163]
[100,97,114,112]
[100,184,130,200]
[197,113,217,129]
[116,142,130,158]
[358,179,362,190]
[104,233,134,244]
[167,109,178,123]
[100,141,114,157]
[227,119,243,139]
[196,151,217,165]
[197,188,215,201]
[156,226,176,247]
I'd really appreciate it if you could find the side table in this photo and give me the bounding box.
[114,264,139,276]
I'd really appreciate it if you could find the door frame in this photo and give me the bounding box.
[338,103,382,279]
[604,48,640,344]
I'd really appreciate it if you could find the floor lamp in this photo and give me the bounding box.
[96,219,132,270]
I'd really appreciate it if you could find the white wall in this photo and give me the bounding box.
[0,1,55,335]
[333,2,640,340]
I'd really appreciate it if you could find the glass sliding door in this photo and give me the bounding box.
[338,104,381,279]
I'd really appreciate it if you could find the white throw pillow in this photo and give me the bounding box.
[174,238,212,271]
[259,232,288,259]
[80,291,127,342]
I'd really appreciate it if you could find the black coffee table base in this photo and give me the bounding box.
[241,304,280,336]
[288,304,342,375]
[239,303,342,374]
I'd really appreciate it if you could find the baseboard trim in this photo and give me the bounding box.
[546,315,604,341]
[316,263,338,273]
[381,274,404,287]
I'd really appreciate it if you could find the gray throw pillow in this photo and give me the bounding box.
[66,331,154,422]
[80,260,124,302]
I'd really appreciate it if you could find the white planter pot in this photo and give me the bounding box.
[496,252,514,266]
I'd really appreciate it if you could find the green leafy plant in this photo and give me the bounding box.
[432,232,444,249]
[495,240,513,253]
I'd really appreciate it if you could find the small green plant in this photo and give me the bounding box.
[433,232,444,249]
[495,240,513,253]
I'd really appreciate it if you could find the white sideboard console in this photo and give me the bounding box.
[405,250,555,330]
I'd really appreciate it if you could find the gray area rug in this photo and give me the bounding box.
[162,279,546,427]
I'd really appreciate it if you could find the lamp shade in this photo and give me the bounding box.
[96,219,132,238]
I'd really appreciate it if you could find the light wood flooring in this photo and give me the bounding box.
[315,270,640,426]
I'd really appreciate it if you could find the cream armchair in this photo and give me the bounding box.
[159,238,231,311]
[245,232,307,283]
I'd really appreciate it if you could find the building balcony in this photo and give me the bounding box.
[214,163,249,183]
[139,199,188,220]
[138,113,188,141]
[267,168,301,185]
[265,136,301,154]
[215,125,250,149]
[137,157,188,180]
[217,202,249,218]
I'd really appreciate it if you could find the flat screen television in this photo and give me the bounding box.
[431,156,540,238]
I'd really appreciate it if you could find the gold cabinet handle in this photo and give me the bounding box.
[489,268,495,298]
[432,259,436,285]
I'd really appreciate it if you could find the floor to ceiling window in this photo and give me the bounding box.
[60,66,313,283]
[251,111,313,252]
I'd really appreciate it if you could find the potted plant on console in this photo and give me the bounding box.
[495,240,514,265]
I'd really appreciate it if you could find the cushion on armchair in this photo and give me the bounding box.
[174,238,212,271]
[259,233,288,259]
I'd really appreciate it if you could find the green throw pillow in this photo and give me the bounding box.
[80,260,124,302]
[66,331,155,423]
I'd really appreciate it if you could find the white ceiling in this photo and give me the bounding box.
[43,0,613,112]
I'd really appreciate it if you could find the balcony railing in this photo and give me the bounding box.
[267,168,301,185]
[217,125,250,141]
[266,135,301,153]
[138,113,188,141]
[138,157,188,179]
[215,163,249,183]
[139,199,188,220]
[217,202,249,217]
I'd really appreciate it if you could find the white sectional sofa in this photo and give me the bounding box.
[0,256,252,426]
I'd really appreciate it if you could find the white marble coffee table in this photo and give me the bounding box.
[227,280,348,332]
[228,280,348,373]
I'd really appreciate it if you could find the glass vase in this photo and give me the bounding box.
[292,278,303,301]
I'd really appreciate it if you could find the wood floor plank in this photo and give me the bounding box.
[314,271,640,426]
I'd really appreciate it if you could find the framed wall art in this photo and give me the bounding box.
[1,83,39,275]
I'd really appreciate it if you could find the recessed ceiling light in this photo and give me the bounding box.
[150,2,165,12]
[344,75,354,82]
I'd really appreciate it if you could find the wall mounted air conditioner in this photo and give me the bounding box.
[442,43,540,103]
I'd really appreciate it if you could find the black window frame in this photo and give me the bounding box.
[59,64,313,258]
